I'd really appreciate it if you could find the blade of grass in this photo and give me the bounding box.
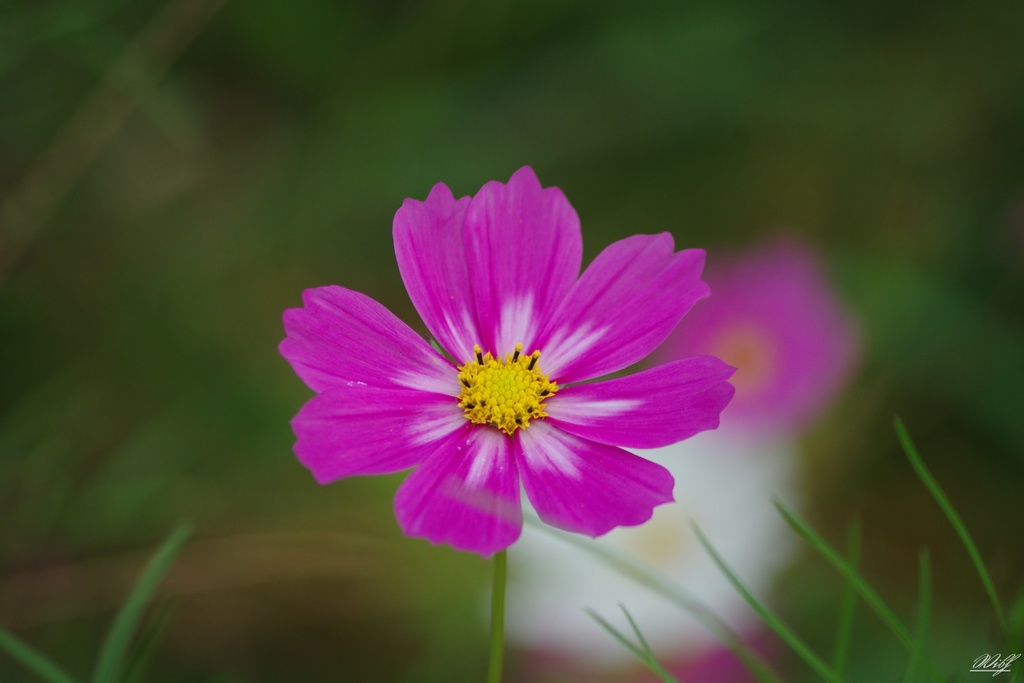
[526,516,784,683]
[91,525,190,683]
[903,550,931,683]
[773,500,944,683]
[0,627,78,683]
[832,519,861,679]
[691,522,839,683]
[620,605,682,683]
[586,608,646,659]
[585,607,681,683]
[123,600,176,683]
[894,418,1009,642]
[776,500,913,646]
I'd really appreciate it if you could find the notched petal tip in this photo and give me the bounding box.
[294,441,345,486]
[508,165,541,186]
[397,181,463,218]
[425,180,457,203]
[688,353,739,379]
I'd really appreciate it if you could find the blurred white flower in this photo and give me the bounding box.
[507,429,800,668]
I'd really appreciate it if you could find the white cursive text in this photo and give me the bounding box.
[971,653,1021,677]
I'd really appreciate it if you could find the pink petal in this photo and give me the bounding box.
[546,357,736,448]
[280,286,456,395]
[535,234,709,383]
[394,426,522,556]
[292,385,464,484]
[517,422,674,537]
[464,166,582,356]
[393,182,482,362]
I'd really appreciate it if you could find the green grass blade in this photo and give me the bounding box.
[586,609,645,659]
[526,517,784,683]
[832,519,861,679]
[123,601,176,683]
[894,418,1009,642]
[775,501,912,645]
[0,626,78,683]
[903,549,931,683]
[91,525,191,683]
[691,522,839,683]
[585,607,681,683]
[620,605,681,683]
[773,501,944,683]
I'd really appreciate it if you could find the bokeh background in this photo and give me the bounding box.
[2,1,1023,681]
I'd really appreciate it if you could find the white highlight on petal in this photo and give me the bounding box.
[395,366,459,395]
[496,294,536,354]
[466,445,494,485]
[519,424,581,479]
[540,323,609,377]
[550,397,643,422]
[443,307,479,361]
[464,427,511,485]
[407,407,463,446]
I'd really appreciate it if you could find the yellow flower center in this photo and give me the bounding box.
[457,343,558,436]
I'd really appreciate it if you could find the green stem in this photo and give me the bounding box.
[486,550,507,683]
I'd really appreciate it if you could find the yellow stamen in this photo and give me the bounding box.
[456,342,558,436]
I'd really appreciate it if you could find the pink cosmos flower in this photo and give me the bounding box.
[279,167,735,557]
[655,237,858,434]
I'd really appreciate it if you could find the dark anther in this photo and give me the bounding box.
[465,402,475,409]
[527,356,538,371]
[476,349,484,364]
[461,379,471,388]
[540,389,549,396]
[512,348,521,362]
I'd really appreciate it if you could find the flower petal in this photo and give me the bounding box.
[545,356,735,448]
[517,422,674,537]
[280,285,456,395]
[394,426,522,556]
[536,234,710,383]
[548,356,733,450]
[464,166,582,355]
[393,182,481,362]
[292,385,464,484]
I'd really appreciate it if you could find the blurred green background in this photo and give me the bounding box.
[2,0,1023,681]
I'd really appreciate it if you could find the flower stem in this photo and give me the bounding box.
[486,549,507,683]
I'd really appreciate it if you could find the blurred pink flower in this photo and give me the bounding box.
[655,237,858,434]
[280,167,734,556]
